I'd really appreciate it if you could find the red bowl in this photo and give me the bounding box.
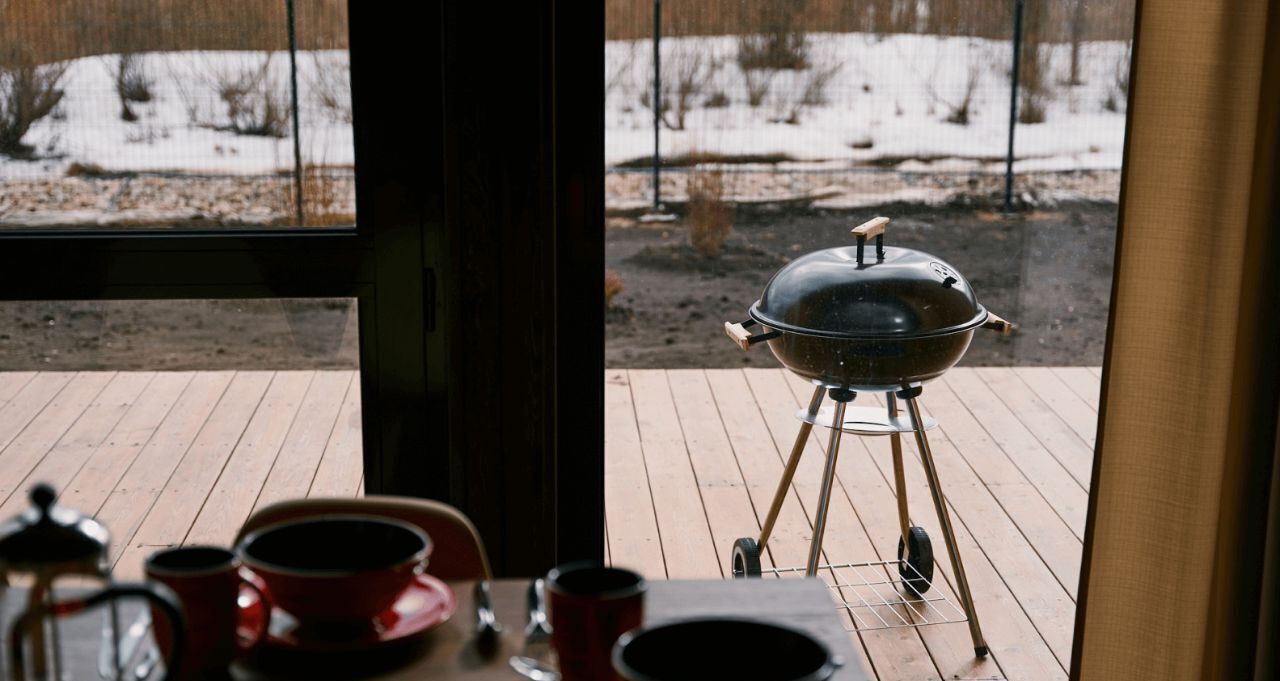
[237,515,431,624]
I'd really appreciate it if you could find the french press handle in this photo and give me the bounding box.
[9,583,185,681]
[851,216,889,266]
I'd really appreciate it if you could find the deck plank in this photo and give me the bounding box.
[183,371,315,548]
[251,371,353,513]
[746,369,944,681]
[112,372,273,579]
[308,373,365,499]
[0,372,154,520]
[666,369,769,575]
[941,371,1087,534]
[924,377,1083,593]
[59,373,195,517]
[0,372,115,509]
[93,371,235,569]
[627,370,721,579]
[1048,367,1100,410]
[0,372,36,407]
[705,369,878,679]
[1011,368,1098,445]
[603,370,668,579]
[0,372,76,454]
[974,369,1095,490]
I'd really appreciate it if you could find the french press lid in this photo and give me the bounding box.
[0,483,109,571]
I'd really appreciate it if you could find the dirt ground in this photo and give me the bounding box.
[0,299,360,370]
[606,200,1118,369]
[0,199,1116,372]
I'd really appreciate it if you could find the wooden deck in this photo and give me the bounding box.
[0,370,363,581]
[606,368,1099,681]
[0,367,1098,680]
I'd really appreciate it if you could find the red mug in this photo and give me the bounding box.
[545,563,647,681]
[145,546,271,679]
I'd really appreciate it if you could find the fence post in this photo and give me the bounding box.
[1003,0,1024,215]
[652,0,662,210]
[285,0,305,225]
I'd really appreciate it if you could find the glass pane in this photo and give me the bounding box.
[0,298,362,580]
[0,1,354,229]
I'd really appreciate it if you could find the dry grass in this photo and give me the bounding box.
[282,164,356,227]
[686,169,734,258]
[605,271,625,308]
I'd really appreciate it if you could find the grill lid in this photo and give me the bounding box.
[749,217,988,340]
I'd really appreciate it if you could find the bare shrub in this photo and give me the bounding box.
[1103,40,1132,112]
[217,55,291,137]
[777,46,843,124]
[307,53,352,124]
[604,271,624,308]
[686,169,734,258]
[736,1,809,71]
[923,44,981,125]
[743,67,775,108]
[115,54,154,122]
[606,41,638,100]
[641,45,718,131]
[181,54,292,137]
[0,51,67,158]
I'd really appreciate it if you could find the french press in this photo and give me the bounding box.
[0,484,185,680]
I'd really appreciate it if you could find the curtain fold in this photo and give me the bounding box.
[1073,0,1280,679]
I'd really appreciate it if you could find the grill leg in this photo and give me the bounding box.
[806,390,853,576]
[759,385,824,551]
[886,393,912,556]
[902,391,989,657]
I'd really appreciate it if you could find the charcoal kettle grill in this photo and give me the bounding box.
[724,217,1012,657]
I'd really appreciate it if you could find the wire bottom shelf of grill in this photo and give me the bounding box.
[763,559,968,632]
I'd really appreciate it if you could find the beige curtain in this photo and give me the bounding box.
[1074,0,1280,679]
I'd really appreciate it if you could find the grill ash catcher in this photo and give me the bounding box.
[724,217,1014,657]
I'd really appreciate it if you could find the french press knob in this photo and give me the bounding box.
[0,484,185,680]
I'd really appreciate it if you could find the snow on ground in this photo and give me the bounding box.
[0,33,1129,181]
[605,33,1130,172]
[1,51,353,179]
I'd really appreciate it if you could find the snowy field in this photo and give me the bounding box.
[0,33,1129,182]
[605,32,1130,173]
[1,51,354,179]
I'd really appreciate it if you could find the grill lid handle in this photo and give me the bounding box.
[852,217,889,265]
[724,320,781,350]
[981,311,1015,336]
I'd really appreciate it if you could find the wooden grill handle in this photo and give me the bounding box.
[852,217,889,265]
[851,216,889,241]
[982,311,1015,336]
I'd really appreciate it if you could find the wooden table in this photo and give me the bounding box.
[3,578,870,680]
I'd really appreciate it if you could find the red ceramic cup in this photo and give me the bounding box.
[546,563,647,681]
[145,546,271,679]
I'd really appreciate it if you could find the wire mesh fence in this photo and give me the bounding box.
[605,0,1135,211]
[0,0,353,228]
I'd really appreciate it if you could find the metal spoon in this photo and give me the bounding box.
[509,655,561,681]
